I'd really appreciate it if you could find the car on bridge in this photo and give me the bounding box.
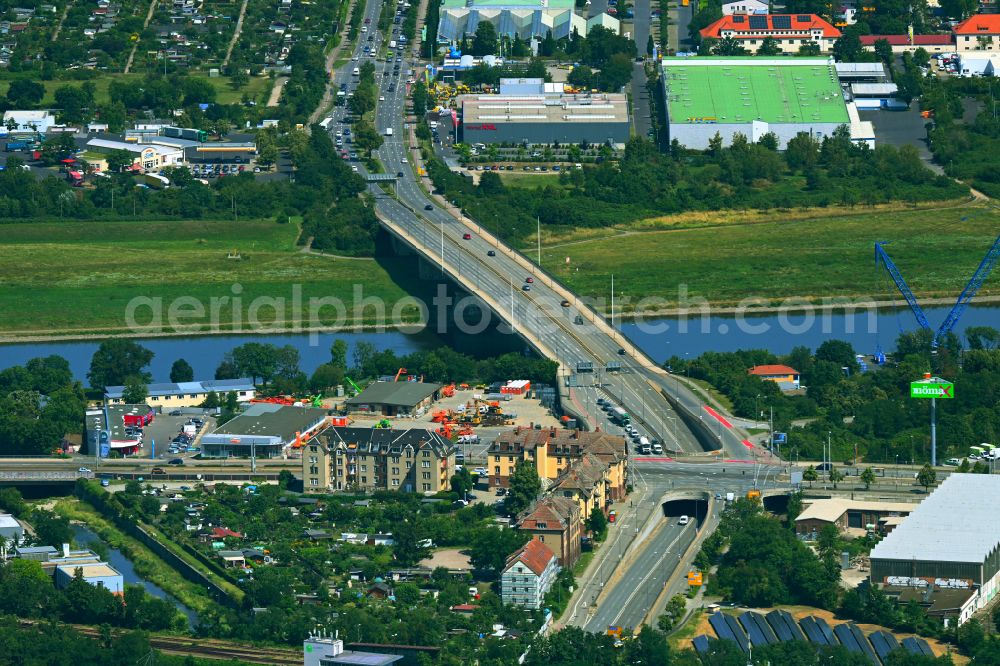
[463,233,472,240]
[487,250,496,256]
[424,204,433,210]
[522,284,531,291]
[525,277,533,283]
[78,467,91,473]
[561,299,571,307]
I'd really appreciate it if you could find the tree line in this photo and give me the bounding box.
[668,327,1000,466]
[430,130,965,248]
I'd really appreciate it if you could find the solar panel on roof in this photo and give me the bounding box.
[749,14,767,29]
[798,14,812,21]
[772,15,791,29]
[732,14,745,22]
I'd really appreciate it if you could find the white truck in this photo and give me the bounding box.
[725,492,735,502]
[637,436,650,454]
[389,40,397,49]
[384,127,393,136]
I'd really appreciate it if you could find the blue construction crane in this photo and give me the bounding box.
[875,235,1000,349]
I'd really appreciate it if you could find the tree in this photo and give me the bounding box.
[6,79,45,108]
[230,342,279,385]
[450,467,474,496]
[121,376,148,405]
[587,507,608,541]
[105,148,135,173]
[758,37,781,56]
[330,339,348,371]
[798,42,822,56]
[567,64,594,89]
[916,464,936,492]
[472,22,498,56]
[713,37,748,56]
[352,118,383,157]
[833,30,863,62]
[646,34,655,56]
[505,460,541,517]
[411,81,429,118]
[803,465,818,488]
[860,466,876,490]
[30,508,72,547]
[873,39,894,67]
[169,358,194,383]
[256,128,279,168]
[392,521,426,566]
[54,86,91,124]
[88,340,154,390]
[658,594,687,632]
[469,526,529,577]
[816,339,859,374]
[828,465,844,489]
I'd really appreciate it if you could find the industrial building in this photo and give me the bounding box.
[1,110,58,135]
[345,381,443,417]
[201,403,330,459]
[437,0,617,42]
[304,634,403,666]
[870,474,1000,625]
[460,78,630,146]
[85,137,184,172]
[38,545,125,595]
[794,498,915,536]
[0,513,24,544]
[660,58,874,149]
[105,378,256,408]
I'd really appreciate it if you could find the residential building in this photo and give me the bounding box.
[698,14,841,53]
[500,538,559,609]
[0,513,24,544]
[954,14,1000,51]
[794,499,915,536]
[201,403,330,458]
[748,364,801,390]
[515,495,582,568]
[345,381,443,417]
[55,562,124,594]
[304,427,456,494]
[722,0,768,14]
[870,474,1000,625]
[487,426,627,500]
[105,378,256,408]
[550,453,613,522]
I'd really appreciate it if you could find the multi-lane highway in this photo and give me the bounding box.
[326,16,760,463]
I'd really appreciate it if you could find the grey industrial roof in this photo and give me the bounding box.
[346,382,442,408]
[322,651,403,665]
[210,405,328,443]
[870,474,1000,565]
[105,378,255,399]
[462,92,629,125]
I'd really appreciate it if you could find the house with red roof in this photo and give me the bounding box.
[954,14,1000,52]
[748,364,801,390]
[211,527,243,539]
[859,33,953,54]
[516,495,582,568]
[699,14,841,53]
[500,538,559,609]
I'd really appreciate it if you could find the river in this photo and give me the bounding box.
[0,304,996,380]
[71,524,199,628]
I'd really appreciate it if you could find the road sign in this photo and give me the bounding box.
[910,381,954,399]
[687,571,703,587]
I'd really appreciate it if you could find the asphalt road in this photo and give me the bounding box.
[325,0,758,466]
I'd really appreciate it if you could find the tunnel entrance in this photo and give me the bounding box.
[661,498,709,527]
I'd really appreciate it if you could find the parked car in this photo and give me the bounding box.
[169,458,185,465]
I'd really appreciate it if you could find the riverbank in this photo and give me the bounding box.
[53,497,220,616]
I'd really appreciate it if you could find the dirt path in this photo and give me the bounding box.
[221,0,250,68]
[123,0,160,74]
[267,77,288,107]
[298,237,377,260]
[50,3,69,42]
[308,0,358,125]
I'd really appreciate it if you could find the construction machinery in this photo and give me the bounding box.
[442,384,456,398]
[875,235,1000,352]
[375,419,392,429]
[746,489,761,501]
[345,377,363,395]
[394,367,407,382]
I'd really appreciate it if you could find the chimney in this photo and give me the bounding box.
[62,543,70,558]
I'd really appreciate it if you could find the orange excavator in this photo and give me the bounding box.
[394,367,407,382]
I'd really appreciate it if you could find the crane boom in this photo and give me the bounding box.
[345,376,363,395]
[936,234,1000,344]
[875,242,933,332]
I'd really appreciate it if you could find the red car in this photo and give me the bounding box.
[463,233,472,240]
[525,277,534,283]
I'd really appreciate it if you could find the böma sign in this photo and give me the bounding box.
[910,381,954,399]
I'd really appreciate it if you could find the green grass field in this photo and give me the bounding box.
[539,204,1000,310]
[0,219,414,336]
[499,172,568,189]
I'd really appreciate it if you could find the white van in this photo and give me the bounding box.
[678,515,689,526]
[651,442,663,455]
[384,127,393,136]
[352,67,360,76]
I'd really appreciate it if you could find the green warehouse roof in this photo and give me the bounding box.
[661,57,849,126]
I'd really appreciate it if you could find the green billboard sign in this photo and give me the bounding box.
[910,381,954,399]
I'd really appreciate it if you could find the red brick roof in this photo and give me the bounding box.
[518,495,579,530]
[212,527,243,538]
[954,14,1000,35]
[748,364,800,377]
[859,34,952,45]
[504,538,556,577]
[700,14,841,39]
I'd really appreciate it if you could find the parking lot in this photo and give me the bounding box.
[136,412,215,462]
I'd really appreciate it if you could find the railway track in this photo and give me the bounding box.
[19,621,301,665]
